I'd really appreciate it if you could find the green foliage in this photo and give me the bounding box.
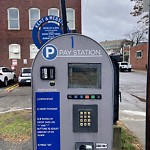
[121,127,136,150]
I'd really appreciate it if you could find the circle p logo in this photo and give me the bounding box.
[42,44,58,61]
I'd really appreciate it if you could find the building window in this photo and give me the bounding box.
[7,8,20,30]
[29,8,40,30]
[48,8,59,16]
[136,50,143,58]
[9,44,21,59]
[48,8,59,24]
[66,8,75,30]
[30,44,39,59]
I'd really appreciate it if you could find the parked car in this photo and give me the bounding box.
[0,66,17,87]
[118,62,132,72]
[18,67,32,86]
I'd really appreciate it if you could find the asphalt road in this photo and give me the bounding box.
[0,85,32,113]
[0,70,147,149]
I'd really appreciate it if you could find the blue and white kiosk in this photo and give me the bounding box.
[32,34,114,150]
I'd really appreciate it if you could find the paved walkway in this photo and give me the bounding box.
[120,70,146,149]
[0,139,32,150]
[120,99,146,149]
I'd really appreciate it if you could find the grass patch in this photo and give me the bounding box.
[118,121,144,150]
[0,109,32,142]
[121,127,137,150]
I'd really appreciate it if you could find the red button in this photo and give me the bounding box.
[85,95,90,99]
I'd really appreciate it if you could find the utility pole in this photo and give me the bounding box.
[60,0,68,34]
[145,0,150,149]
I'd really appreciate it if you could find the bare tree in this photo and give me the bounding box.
[130,0,149,30]
[126,26,147,45]
[129,0,148,44]
[130,0,144,16]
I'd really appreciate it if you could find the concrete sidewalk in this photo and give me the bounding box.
[0,139,32,150]
[132,69,147,74]
[119,91,146,149]
[119,70,146,149]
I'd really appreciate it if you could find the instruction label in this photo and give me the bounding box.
[36,92,60,150]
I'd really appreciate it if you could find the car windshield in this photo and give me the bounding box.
[22,69,31,73]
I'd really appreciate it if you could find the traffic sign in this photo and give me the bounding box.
[40,23,63,45]
[32,15,69,49]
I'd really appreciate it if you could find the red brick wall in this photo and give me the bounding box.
[0,0,81,75]
[130,43,148,70]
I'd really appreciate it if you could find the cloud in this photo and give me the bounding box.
[82,0,140,42]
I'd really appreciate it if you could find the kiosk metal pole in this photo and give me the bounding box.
[60,0,68,34]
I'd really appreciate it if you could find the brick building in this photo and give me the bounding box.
[130,43,148,70]
[0,0,81,75]
[124,42,148,70]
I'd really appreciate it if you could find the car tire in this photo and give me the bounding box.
[120,68,123,72]
[4,78,8,87]
[13,75,17,83]
[19,83,22,86]
[128,69,131,72]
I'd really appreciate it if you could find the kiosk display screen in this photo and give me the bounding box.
[68,63,101,88]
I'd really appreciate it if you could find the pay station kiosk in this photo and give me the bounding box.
[32,34,114,150]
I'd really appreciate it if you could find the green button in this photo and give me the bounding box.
[91,95,95,99]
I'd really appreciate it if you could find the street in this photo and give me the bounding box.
[119,71,146,148]
[0,70,147,149]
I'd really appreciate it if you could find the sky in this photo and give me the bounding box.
[82,0,140,42]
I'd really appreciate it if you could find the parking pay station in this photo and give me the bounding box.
[32,34,114,150]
